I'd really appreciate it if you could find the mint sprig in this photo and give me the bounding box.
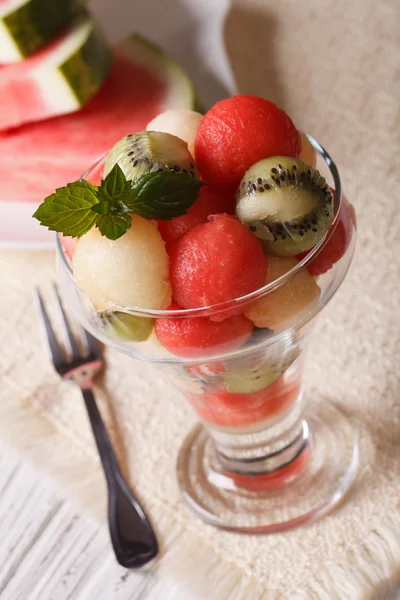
[33,164,205,240]
[127,171,207,219]
[96,213,132,239]
[33,180,100,238]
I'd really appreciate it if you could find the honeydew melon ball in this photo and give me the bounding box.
[146,109,202,157]
[73,216,171,310]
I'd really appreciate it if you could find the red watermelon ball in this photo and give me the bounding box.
[157,184,236,250]
[296,194,356,276]
[194,95,301,190]
[170,214,268,312]
[155,306,253,358]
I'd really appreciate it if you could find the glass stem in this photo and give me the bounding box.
[208,394,308,476]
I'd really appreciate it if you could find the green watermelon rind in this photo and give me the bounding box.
[117,33,199,111]
[1,0,87,61]
[59,22,112,106]
[29,14,112,115]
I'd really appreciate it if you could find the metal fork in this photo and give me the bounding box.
[35,285,158,569]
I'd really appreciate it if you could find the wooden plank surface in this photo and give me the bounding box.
[0,445,190,600]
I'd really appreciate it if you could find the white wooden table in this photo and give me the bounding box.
[0,443,195,600]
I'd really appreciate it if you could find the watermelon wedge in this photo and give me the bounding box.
[0,34,198,245]
[0,34,197,202]
[0,12,112,131]
[0,0,87,63]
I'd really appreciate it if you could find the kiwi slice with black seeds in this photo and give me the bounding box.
[104,131,198,181]
[108,312,153,342]
[222,347,300,394]
[236,157,334,256]
[223,364,281,394]
[92,309,153,342]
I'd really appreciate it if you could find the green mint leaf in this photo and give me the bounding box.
[98,164,132,203]
[94,164,133,218]
[91,200,110,214]
[91,199,130,216]
[32,180,100,237]
[96,213,132,240]
[33,163,205,240]
[126,172,206,220]
[113,201,131,215]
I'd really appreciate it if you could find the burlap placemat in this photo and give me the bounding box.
[1,0,399,597]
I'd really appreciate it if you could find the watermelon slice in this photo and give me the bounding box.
[0,12,112,131]
[0,34,198,246]
[0,34,197,202]
[0,0,86,63]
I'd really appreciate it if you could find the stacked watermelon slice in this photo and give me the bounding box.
[0,1,199,245]
[0,1,112,129]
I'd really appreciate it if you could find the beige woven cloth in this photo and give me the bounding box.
[0,0,399,597]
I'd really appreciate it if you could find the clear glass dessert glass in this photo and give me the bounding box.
[56,135,358,533]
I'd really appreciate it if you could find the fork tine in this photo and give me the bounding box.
[80,326,101,360]
[35,288,66,368]
[52,284,81,362]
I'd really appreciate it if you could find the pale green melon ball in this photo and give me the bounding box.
[146,109,202,157]
[73,216,171,310]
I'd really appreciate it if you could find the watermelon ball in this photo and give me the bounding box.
[186,361,226,377]
[297,195,356,276]
[194,95,301,190]
[170,214,268,313]
[157,184,236,250]
[187,372,301,428]
[155,305,253,358]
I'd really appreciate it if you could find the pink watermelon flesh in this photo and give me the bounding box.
[0,17,111,131]
[59,234,78,260]
[0,52,166,203]
[0,31,63,131]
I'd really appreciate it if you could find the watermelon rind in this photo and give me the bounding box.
[117,33,197,111]
[0,13,112,130]
[0,0,87,63]
[35,13,112,114]
[58,20,112,106]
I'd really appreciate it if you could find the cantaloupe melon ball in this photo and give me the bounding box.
[244,256,320,330]
[73,216,171,310]
[146,109,202,157]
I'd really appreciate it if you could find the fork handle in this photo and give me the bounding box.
[81,389,158,567]
[82,389,121,487]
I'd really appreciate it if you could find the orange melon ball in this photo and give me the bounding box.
[244,256,320,330]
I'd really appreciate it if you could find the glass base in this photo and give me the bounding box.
[176,401,358,534]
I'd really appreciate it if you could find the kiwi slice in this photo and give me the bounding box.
[104,131,198,181]
[90,308,153,342]
[223,364,281,394]
[235,157,334,256]
[222,347,300,394]
[107,312,153,342]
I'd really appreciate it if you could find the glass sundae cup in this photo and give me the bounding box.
[57,135,357,533]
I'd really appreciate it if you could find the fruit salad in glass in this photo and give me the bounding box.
[35,94,357,533]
